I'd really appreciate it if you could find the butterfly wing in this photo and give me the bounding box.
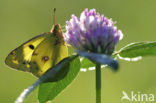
[5,24,68,77]
[30,30,68,77]
[5,33,51,72]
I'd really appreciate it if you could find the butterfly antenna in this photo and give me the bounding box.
[53,8,56,25]
[50,8,56,33]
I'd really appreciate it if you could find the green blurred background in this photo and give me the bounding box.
[1,0,156,103]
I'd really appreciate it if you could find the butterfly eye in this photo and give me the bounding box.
[29,44,35,50]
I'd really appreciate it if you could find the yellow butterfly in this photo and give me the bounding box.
[5,9,68,77]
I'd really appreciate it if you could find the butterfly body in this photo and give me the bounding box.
[5,24,68,77]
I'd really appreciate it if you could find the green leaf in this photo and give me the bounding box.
[81,58,95,68]
[118,41,156,58]
[38,55,80,103]
[80,58,95,72]
[80,58,108,71]
[76,50,119,71]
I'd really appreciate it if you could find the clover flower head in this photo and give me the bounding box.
[65,8,123,55]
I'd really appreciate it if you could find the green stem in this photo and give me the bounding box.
[96,64,101,103]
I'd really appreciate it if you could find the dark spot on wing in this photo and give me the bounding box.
[29,44,35,50]
[42,56,49,62]
[22,61,26,64]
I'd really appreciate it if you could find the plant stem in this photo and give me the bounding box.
[96,64,101,103]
